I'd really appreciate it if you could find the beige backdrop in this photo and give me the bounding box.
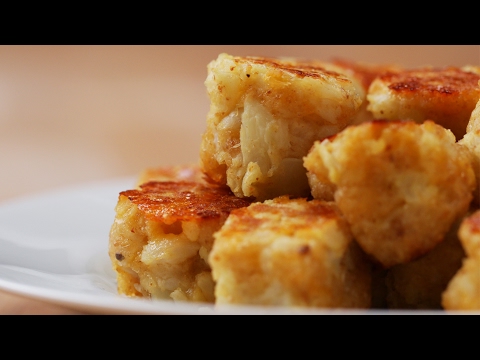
[0,45,478,202]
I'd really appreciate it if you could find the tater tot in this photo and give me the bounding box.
[304,120,476,268]
[209,196,372,309]
[442,209,480,311]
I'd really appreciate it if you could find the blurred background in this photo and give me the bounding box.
[0,45,478,202]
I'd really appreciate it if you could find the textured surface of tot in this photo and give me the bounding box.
[442,209,480,310]
[304,120,476,268]
[209,196,372,309]
[366,67,480,140]
[108,180,252,302]
[458,97,480,205]
[384,215,466,310]
[272,57,401,125]
[199,53,363,201]
[465,96,480,133]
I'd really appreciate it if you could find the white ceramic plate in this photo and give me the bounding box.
[0,178,448,315]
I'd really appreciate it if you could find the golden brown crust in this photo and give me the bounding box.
[121,181,253,223]
[220,197,340,236]
[379,67,479,94]
[199,53,363,201]
[110,54,480,311]
[296,58,403,126]
[243,56,355,83]
[209,196,372,308]
[442,209,480,310]
[304,119,476,268]
[109,180,253,302]
[367,67,480,140]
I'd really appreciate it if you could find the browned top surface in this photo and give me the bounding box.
[378,67,480,95]
[219,197,340,236]
[121,181,253,223]
[242,56,350,82]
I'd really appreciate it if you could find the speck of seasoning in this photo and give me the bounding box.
[246,74,250,77]
[298,245,310,255]
[115,253,125,261]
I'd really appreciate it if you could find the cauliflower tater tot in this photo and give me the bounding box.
[209,197,372,309]
[109,180,252,302]
[366,67,480,140]
[459,97,480,205]
[199,53,363,202]
[465,96,480,133]
[303,120,476,268]
[442,209,480,311]
[384,215,466,310]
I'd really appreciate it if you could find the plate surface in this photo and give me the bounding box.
[0,178,447,315]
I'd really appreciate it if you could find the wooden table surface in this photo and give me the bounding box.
[0,45,478,315]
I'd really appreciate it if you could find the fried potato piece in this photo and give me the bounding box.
[209,196,372,309]
[199,53,363,201]
[458,138,480,206]
[458,208,480,258]
[442,209,480,310]
[465,96,480,133]
[384,215,466,310]
[108,181,252,302]
[442,257,480,311]
[303,120,476,268]
[458,97,480,205]
[366,67,480,140]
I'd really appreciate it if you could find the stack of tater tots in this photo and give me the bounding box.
[108,53,480,311]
